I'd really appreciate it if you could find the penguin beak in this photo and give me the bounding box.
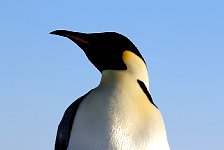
[50,30,89,44]
[50,30,104,72]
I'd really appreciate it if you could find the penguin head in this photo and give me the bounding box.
[50,30,146,73]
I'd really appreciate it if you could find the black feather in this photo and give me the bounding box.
[137,80,158,108]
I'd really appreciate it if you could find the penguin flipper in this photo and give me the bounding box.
[54,90,93,150]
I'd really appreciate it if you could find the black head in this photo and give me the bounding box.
[50,30,145,72]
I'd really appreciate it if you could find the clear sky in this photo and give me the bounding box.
[0,0,223,150]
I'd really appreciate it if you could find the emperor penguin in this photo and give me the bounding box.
[50,30,170,150]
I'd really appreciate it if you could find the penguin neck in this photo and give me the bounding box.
[99,51,150,90]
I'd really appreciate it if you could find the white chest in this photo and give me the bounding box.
[67,76,169,150]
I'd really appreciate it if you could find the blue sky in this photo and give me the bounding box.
[0,0,223,149]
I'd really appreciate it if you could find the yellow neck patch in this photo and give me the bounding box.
[122,50,149,90]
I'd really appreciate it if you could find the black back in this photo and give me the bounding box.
[55,90,92,150]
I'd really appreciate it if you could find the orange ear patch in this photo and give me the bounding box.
[122,50,132,64]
